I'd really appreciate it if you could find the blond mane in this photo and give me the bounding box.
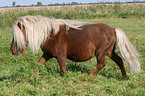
[13,15,85,53]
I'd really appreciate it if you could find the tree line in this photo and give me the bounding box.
[11,1,145,7]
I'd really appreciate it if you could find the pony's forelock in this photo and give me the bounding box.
[13,21,26,50]
[13,15,85,54]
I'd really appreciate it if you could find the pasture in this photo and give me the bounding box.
[0,4,145,95]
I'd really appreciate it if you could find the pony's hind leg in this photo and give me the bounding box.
[109,47,128,78]
[89,54,106,77]
[89,38,115,77]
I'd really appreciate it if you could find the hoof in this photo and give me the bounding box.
[60,71,67,76]
[33,69,39,75]
[123,72,129,79]
[89,73,95,77]
[123,75,129,79]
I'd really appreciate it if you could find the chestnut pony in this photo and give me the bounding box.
[10,15,141,77]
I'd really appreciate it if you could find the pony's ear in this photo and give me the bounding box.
[17,22,22,30]
[17,22,25,30]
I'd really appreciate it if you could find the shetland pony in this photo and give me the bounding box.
[10,15,141,77]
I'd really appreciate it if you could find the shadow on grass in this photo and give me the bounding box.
[0,63,127,81]
[98,71,129,80]
[66,63,92,74]
[0,73,22,82]
[43,62,128,80]
[0,67,30,81]
[66,63,128,80]
[0,76,13,81]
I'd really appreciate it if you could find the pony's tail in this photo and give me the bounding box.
[115,28,141,74]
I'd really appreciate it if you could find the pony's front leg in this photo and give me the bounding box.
[56,55,67,74]
[38,53,52,64]
[33,53,52,75]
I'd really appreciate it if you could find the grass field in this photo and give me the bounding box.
[0,4,145,95]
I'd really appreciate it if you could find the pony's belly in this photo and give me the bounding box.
[67,54,95,62]
[67,44,96,62]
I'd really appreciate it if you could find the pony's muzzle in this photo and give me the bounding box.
[10,49,19,56]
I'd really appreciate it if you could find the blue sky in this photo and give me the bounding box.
[0,0,144,7]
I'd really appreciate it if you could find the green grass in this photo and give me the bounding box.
[0,5,145,95]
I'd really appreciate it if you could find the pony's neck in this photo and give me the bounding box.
[14,15,85,54]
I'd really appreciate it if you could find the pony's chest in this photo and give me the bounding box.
[41,40,58,57]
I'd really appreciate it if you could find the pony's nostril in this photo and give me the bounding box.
[10,49,17,55]
[11,50,15,55]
